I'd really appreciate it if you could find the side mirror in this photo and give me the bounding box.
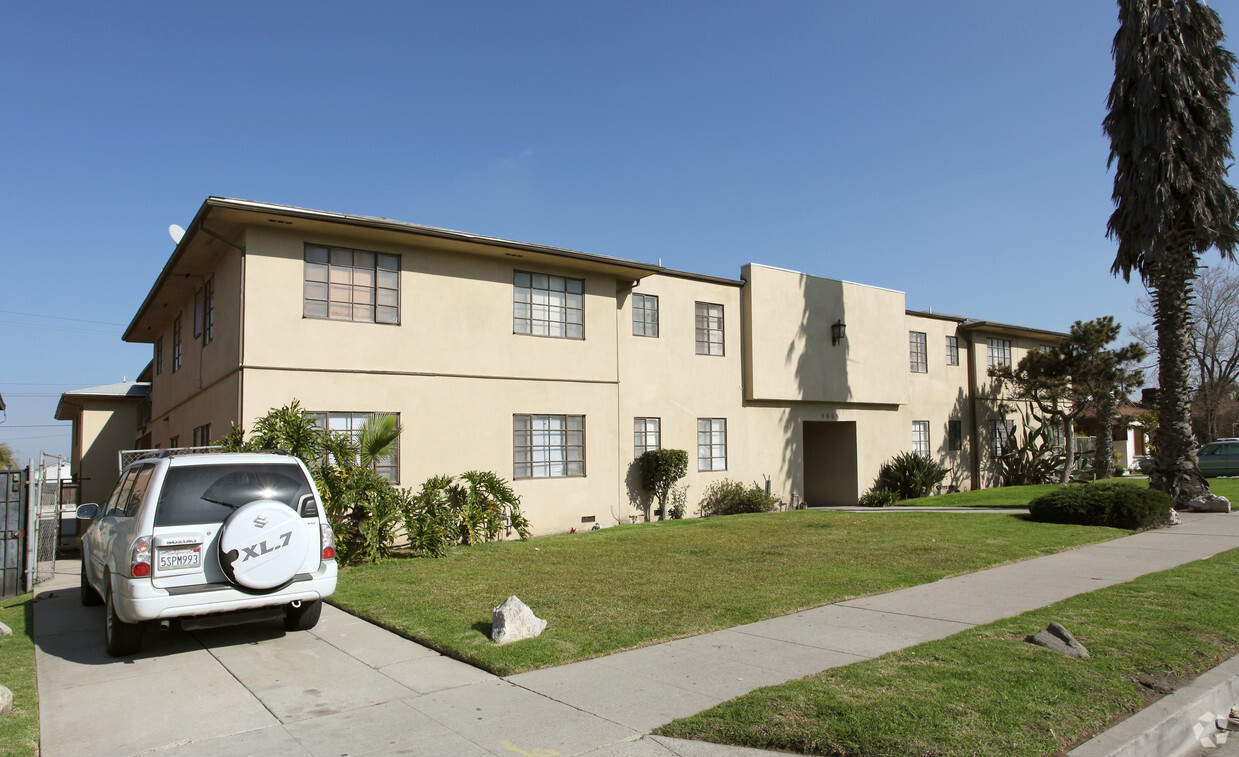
[76,503,101,520]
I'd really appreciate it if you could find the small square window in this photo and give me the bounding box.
[633,294,659,337]
[695,302,724,356]
[697,418,727,471]
[912,420,930,456]
[634,417,661,457]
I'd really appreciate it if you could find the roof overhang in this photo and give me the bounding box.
[124,197,667,342]
[957,319,1068,342]
[54,383,150,421]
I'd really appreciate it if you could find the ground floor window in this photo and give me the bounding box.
[634,417,661,457]
[308,411,400,483]
[990,418,1015,458]
[948,419,962,451]
[514,414,585,478]
[912,421,930,456]
[697,418,727,471]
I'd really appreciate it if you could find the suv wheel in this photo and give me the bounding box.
[80,561,102,606]
[104,587,144,657]
[284,599,322,631]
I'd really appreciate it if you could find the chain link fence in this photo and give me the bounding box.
[28,453,67,587]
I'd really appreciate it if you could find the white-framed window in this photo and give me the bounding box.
[304,244,400,324]
[514,414,585,478]
[634,417,661,457]
[308,411,401,483]
[909,331,928,373]
[946,335,959,366]
[513,271,584,339]
[912,421,930,456]
[697,418,727,471]
[990,418,1015,458]
[633,294,659,337]
[987,338,1012,370]
[695,302,724,356]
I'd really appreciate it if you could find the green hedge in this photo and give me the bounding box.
[1027,483,1172,530]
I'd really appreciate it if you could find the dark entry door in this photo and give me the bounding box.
[1,470,26,597]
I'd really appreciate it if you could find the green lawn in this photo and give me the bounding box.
[658,545,1239,757]
[0,593,37,757]
[895,477,1239,508]
[331,510,1126,675]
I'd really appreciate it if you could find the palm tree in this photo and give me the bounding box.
[1104,0,1239,505]
[358,414,401,473]
[0,442,17,470]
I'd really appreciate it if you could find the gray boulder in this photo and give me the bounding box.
[0,684,11,716]
[1027,622,1089,659]
[1183,495,1231,513]
[0,621,11,637]
[491,596,547,645]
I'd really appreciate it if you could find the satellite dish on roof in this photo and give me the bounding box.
[169,224,185,245]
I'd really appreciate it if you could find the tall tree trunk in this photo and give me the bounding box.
[1149,249,1210,505]
[1094,392,1116,479]
[1060,417,1075,485]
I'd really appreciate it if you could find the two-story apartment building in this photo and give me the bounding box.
[69,197,1061,535]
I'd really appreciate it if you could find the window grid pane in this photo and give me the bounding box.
[909,332,927,373]
[987,338,1012,370]
[514,414,586,478]
[912,421,930,456]
[695,302,724,356]
[634,417,661,457]
[946,335,959,366]
[513,271,585,340]
[309,410,400,484]
[304,244,399,324]
[633,294,659,337]
[697,418,727,471]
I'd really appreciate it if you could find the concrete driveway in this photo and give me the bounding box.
[35,561,689,757]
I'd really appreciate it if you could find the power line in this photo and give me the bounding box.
[0,424,68,428]
[0,309,126,327]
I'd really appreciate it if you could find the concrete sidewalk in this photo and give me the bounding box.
[33,511,1239,757]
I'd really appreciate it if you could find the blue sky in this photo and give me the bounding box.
[3,0,1239,465]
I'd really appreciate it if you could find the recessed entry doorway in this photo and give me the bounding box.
[802,420,858,507]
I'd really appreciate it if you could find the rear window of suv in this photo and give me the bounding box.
[154,463,313,527]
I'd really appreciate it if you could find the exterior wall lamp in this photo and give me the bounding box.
[831,320,846,347]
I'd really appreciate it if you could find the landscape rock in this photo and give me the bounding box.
[0,621,10,636]
[1183,495,1231,513]
[0,684,11,716]
[1027,622,1089,659]
[491,595,547,645]
[1167,509,1182,526]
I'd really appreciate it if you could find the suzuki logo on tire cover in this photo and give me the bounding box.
[253,515,268,528]
[241,530,293,562]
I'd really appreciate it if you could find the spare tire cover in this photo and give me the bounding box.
[219,500,310,590]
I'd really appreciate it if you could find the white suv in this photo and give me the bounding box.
[77,451,337,656]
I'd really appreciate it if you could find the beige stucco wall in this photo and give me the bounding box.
[73,400,141,505]
[905,314,973,490]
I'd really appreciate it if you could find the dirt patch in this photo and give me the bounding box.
[1133,671,1191,698]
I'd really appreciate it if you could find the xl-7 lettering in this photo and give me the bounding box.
[241,530,293,562]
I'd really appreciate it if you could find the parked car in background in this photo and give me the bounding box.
[1199,439,1239,477]
[77,450,337,656]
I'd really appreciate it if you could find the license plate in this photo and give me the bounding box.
[157,547,201,570]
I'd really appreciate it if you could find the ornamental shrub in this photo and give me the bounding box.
[638,449,689,521]
[1027,482,1172,530]
[699,479,780,516]
[858,489,900,507]
[876,452,948,500]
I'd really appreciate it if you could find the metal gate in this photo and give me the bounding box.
[30,461,61,587]
[1,469,26,598]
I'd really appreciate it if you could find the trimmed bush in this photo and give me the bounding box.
[699,479,780,516]
[859,489,900,507]
[1027,482,1173,530]
[876,452,948,500]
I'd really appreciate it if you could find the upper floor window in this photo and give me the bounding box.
[203,276,214,344]
[697,418,727,471]
[912,421,930,456]
[695,302,724,356]
[304,245,400,324]
[192,423,211,447]
[633,294,659,337]
[909,332,927,373]
[155,337,163,375]
[987,338,1012,370]
[514,414,585,478]
[172,316,182,372]
[513,271,584,339]
[946,335,959,366]
[634,417,661,457]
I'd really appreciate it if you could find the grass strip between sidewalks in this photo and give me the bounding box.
[331,510,1126,675]
[0,593,37,757]
[656,545,1239,757]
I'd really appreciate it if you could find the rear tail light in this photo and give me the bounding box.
[131,536,152,577]
[321,522,336,561]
